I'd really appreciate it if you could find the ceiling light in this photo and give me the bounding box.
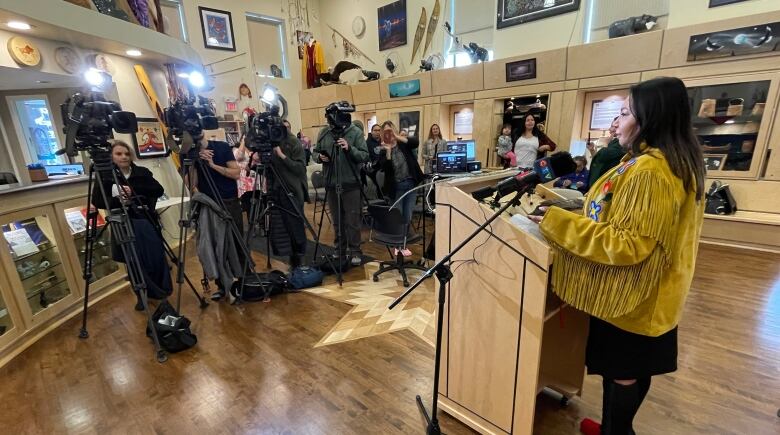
[8,21,31,30]
[126,49,142,57]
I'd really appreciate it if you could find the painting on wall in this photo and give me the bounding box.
[378,0,407,51]
[505,58,537,82]
[399,111,420,139]
[497,0,581,29]
[709,0,750,7]
[687,21,780,61]
[388,79,421,98]
[199,6,236,51]
[132,119,168,159]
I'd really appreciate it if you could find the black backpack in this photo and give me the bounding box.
[146,301,197,353]
[705,180,737,215]
[230,270,290,301]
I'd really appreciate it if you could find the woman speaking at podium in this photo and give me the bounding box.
[531,77,705,435]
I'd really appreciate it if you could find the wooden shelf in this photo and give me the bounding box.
[704,210,780,226]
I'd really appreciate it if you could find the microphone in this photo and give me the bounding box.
[471,152,577,201]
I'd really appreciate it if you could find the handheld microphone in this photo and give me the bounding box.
[471,152,577,201]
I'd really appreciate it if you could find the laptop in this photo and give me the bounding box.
[436,152,468,174]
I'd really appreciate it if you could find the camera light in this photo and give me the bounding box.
[84,68,106,87]
[262,87,277,104]
[7,21,31,30]
[126,49,142,57]
[188,71,205,89]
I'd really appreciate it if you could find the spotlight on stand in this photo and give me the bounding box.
[188,70,205,89]
[260,83,288,120]
[84,67,111,91]
[418,53,445,73]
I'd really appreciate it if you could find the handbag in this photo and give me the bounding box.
[289,266,325,289]
[146,301,197,353]
[705,181,737,215]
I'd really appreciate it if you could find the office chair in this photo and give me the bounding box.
[368,204,426,287]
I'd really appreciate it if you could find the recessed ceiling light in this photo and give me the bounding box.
[8,21,31,30]
[126,49,142,57]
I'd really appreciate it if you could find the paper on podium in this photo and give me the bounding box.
[509,214,546,242]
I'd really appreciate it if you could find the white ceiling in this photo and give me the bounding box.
[0,66,82,91]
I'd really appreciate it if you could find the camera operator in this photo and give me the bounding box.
[268,125,309,268]
[314,115,369,266]
[191,135,242,301]
[91,140,172,311]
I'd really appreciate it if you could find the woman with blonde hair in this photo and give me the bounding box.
[422,123,446,174]
[91,140,172,310]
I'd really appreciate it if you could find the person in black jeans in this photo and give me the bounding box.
[192,136,243,301]
[91,140,171,311]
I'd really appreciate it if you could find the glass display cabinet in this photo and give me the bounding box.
[0,206,79,326]
[685,73,780,179]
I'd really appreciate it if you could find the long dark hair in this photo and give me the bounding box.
[427,123,443,142]
[629,77,705,200]
[514,114,545,143]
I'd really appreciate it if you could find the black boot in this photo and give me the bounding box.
[601,378,647,435]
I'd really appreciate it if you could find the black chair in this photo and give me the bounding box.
[0,172,18,185]
[310,170,330,224]
[368,204,426,287]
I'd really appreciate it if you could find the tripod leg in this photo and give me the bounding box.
[78,166,98,339]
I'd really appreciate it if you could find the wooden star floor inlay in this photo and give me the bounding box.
[304,265,436,347]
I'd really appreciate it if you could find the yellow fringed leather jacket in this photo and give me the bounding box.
[539,147,704,337]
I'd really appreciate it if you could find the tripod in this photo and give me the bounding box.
[244,150,337,274]
[176,141,266,305]
[388,189,526,434]
[78,146,168,363]
[312,129,371,285]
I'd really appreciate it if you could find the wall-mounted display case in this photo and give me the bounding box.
[685,73,779,179]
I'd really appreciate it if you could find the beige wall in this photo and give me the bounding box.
[317,0,450,77]
[493,4,587,59]
[667,0,780,28]
[181,0,324,133]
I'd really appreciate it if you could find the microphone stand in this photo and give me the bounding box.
[388,187,528,435]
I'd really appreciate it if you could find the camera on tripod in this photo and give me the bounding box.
[164,96,219,141]
[60,92,138,156]
[325,101,355,136]
[243,107,287,164]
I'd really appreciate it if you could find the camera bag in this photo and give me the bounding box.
[145,300,197,353]
[230,270,290,301]
[289,266,324,290]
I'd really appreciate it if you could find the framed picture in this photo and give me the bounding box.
[505,58,537,82]
[687,21,779,61]
[590,99,624,130]
[378,0,407,51]
[703,154,728,171]
[709,0,749,7]
[199,7,236,51]
[132,119,168,159]
[398,111,420,138]
[497,0,581,29]
[388,79,421,98]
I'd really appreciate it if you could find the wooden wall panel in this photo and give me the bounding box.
[701,219,780,251]
[432,63,484,96]
[567,31,663,79]
[351,81,381,105]
[475,81,566,101]
[660,10,780,69]
[300,108,326,128]
[579,73,640,90]
[379,72,433,102]
[472,100,494,164]
[705,179,780,214]
[483,48,567,90]
[544,91,565,148]
[441,92,475,104]
[298,85,353,110]
[558,90,583,154]
[375,96,440,109]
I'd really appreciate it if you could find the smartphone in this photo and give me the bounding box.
[319,149,331,160]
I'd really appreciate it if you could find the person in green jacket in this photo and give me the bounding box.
[269,129,309,267]
[587,116,626,187]
[313,118,369,266]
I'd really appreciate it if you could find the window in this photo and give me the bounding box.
[160,0,188,42]
[6,96,65,166]
[443,0,493,69]
[246,14,288,79]
[443,50,494,69]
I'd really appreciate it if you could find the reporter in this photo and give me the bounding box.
[91,140,171,311]
[534,77,705,435]
[313,118,369,266]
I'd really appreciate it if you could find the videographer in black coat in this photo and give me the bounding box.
[91,140,172,310]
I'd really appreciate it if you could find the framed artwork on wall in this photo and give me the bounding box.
[398,111,420,138]
[378,0,407,51]
[497,0,581,29]
[505,58,537,82]
[388,79,421,98]
[199,6,236,51]
[131,119,168,159]
[709,0,750,7]
[687,21,779,61]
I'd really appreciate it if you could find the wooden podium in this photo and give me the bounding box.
[433,176,588,435]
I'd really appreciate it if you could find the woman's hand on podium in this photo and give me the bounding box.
[527,206,548,224]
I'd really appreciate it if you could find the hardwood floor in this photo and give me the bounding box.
[0,205,778,434]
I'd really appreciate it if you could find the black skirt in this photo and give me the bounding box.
[586,316,678,379]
